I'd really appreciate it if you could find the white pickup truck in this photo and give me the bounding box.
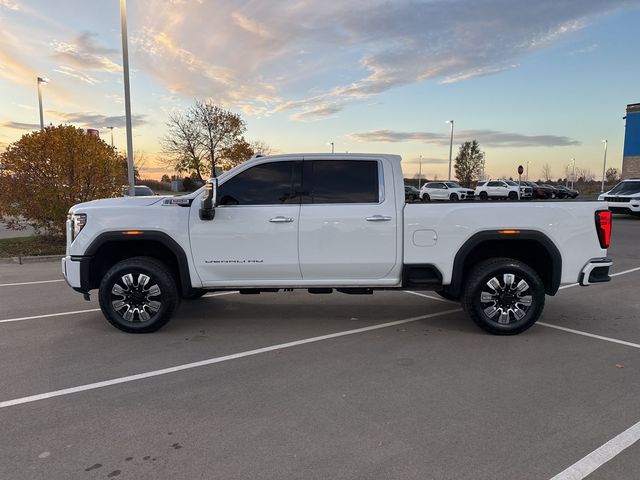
[63,154,613,335]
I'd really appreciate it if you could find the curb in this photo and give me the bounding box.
[0,255,64,265]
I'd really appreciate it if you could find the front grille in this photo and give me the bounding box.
[609,206,632,213]
[606,197,631,203]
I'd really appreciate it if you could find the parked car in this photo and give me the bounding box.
[523,182,553,199]
[63,153,613,336]
[475,180,520,200]
[598,178,640,216]
[404,185,421,202]
[555,185,579,199]
[541,184,562,199]
[420,181,475,202]
[503,180,533,199]
[122,185,157,197]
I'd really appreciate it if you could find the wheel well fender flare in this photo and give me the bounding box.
[79,231,192,295]
[448,230,562,297]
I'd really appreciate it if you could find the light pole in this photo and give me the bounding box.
[446,120,454,181]
[120,0,135,196]
[418,155,423,189]
[601,139,608,192]
[329,142,334,154]
[570,158,576,190]
[107,126,115,148]
[37,77,48,130]
[526,161,530,181]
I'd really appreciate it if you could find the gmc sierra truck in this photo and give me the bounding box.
[62,154,613,335]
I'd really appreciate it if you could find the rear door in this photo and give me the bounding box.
[298,158,397,280]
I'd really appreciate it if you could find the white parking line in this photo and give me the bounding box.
[0,279,65,287]
[0,309,100,324]
[404,290,459,304]
[549,420,640,480]
[0,307,462,409]
[0,291,239,324]
[537,323,640,349]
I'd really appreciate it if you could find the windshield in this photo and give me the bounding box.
[609,181,640,195]
[445,182,461,188]
[134,186,154,196]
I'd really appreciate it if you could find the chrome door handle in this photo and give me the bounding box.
[269,216,294,223]
[366,215,393,222]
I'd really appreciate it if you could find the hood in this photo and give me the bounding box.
[70,195,168,213]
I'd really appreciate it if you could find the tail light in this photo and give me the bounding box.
[595,210,612,249]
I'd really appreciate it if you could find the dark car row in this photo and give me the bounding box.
[520,182,579,199]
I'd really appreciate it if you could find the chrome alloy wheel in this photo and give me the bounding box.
[110,273,162,323]
[479,273,532,325]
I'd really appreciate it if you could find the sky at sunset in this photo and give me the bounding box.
[1,0,639,180]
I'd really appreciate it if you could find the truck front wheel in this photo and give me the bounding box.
[98,257,179,333]
[461,258,545,335]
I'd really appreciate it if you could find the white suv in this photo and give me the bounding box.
[476,180,516,200]
[598,179,640,216]
[420,181,475,201]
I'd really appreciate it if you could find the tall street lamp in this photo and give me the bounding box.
[37,77,49,130]
[106,126,115,148]
[570,158,576,190]
[418,155,423,189]
[120,0,135,196]
[601,139,608,192]
[526,160,530,181]
[446,120,454,181]
[328,142,334,154]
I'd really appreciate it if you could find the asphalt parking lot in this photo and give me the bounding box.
[1,216,639,480]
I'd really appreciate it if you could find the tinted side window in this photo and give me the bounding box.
[487,181,501,187]
[309,160,379,204]
[218,161,299,206]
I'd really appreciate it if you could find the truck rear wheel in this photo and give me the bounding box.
[479,191,488,201]
[461,258,545,335]
[98,256,179,333]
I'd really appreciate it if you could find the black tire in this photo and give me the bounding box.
[479,191,488,201]
[450,193,459,202]
[461,257,545,335]
[508,191,518,200]
[183,288,207,300]
[98,256,179,333]
[422,193,431,202]
[435,289,459,302]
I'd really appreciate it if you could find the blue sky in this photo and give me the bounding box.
[1,0,639,180]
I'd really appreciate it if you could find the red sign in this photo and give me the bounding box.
[518,165,524,175]
[86,129,100,138]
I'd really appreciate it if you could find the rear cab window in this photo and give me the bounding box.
[305,160,380,204]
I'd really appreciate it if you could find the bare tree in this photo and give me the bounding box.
[575,167,595,183]
[193,100,247,177]
[250,140,273,156]
[161,110,207,181]
[541,163,553,182]
[605,167,619,183]
[162,101,251,179]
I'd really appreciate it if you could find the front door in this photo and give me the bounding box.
[298,158,397,281]
[190,160,303,286]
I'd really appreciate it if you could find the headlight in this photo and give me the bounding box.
[69,213,87,240]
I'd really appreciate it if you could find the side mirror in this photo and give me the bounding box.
[199,178,218,221]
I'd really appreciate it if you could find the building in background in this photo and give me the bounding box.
[622,103,640,179]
